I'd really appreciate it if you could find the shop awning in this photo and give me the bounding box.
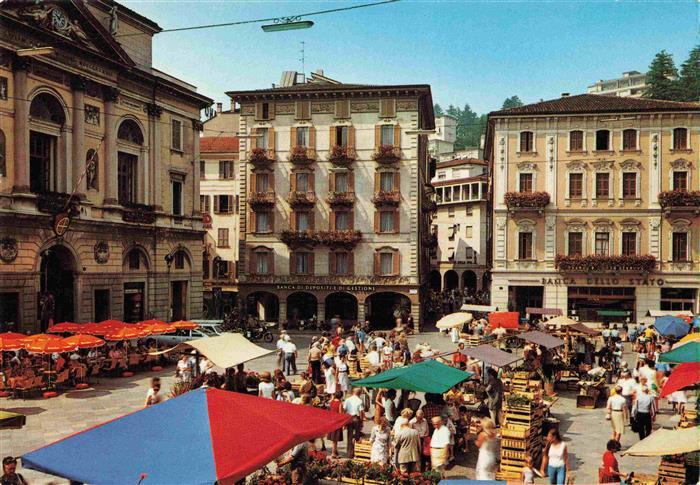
[351,360,473,394]
[597,310,630,317]
[488,312,520,329]
[622,427,700,456]
[22,388,351,485]
[526,307,563,316]
[155,333,273,369]
[461,304,498,313]
[436,312,473,329]
[545,315,578,327]
[565,323,601,337]
[460,344,522,368]
[518,331,564,349]
[660,362,700,398]
[647,310,693,317]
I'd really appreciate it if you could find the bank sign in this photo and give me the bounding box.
[275,284,377,292]
[541,277,665,287]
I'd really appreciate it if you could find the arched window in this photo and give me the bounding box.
[0,129,5,177]
[29,93,66,125]
[595,129,610,151]
[117,119,144,145]
[86,149,98,190]
[117,119,144,205]
[29,92,67,193]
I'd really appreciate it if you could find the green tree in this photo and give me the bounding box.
[643,50,682,101]
[501,95,524,109]
[433,103,444,116]
[679,45,700,101]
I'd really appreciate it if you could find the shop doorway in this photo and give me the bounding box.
[247,291,279,322]
[124,282,145,323]
[568,287,635,323]
[39,245,76,329]
[365,292,411,329]
[325,292,358,323]
[509,286,544,317]
[444,270,459,291]
[287,292,318,324]
[171,281,188,321]
[94,289,110,322]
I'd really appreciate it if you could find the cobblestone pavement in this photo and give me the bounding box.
[3,330,677,483]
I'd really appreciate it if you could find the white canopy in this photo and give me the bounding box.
[647,310,693,317]
[622,427,700,456]
[461,304,498,313]
[155,333,273,369]
[545,315,578,327]
[436,312,473,329]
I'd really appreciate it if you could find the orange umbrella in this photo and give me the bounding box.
[22,333,62,344]
[48,322,81,334]
[0,336,25,351]
[25,338,75,354]
[145,322,176,335]
[103,326,150,341]
[171,320,199,330]
[81,321,123,336]
[137,319,168,327]
[61,334,105,349]
[0,332,27,340]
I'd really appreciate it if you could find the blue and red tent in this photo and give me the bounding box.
[22,388,350,484]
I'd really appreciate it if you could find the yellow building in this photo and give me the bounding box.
[227,71,435,329]
[485,94,700,322]
[0,1,211,331]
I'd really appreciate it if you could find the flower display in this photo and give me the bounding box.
[504,191,550,209]
[372,190,401,205]
[287,191,316,206]
[289,145,315,164]
[327,191,356,206]
[279,230,319,247]
[658,190,700,208]
[317,230,362,248]
[372,145,401,164]
[249,147,273,164]
[328,145,356,165]
[555,254,657,273]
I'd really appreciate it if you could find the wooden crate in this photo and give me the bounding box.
[576,394,598,409]
[501,424,532,439]
[658,459,685,482]
[496,470,521,480]
[353,439,372,463]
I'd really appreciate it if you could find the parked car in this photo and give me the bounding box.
[154,328,213,346]
[191,320,225,336]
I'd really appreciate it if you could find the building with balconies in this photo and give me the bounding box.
[0,1,211,332]
[227,70,434,329]
[428,157,490,294]
[586,71,648,98]
[485,94,700,322]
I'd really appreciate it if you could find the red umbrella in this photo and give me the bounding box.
[61,334,106,349]
[22,333,62,344]
[144,323,176,335]
[81,321,124,336]
[0,332,27,340]
[103,326,150,341]
[25,337,75,354]
[137,319,168,327]
[171,320,199,330]
[0,336,25,351]
[660,362,700,397]
[48,322,81,334]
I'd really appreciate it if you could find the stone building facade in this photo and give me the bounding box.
[485,94,700,322]
[0,1,211,332]
[227,72,435,329]
[429,157,490,293]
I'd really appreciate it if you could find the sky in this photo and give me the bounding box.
[121,0,700,114]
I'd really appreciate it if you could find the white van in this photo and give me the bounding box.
[154,328,213,346]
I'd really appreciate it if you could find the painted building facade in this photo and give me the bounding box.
[485,94,700,322]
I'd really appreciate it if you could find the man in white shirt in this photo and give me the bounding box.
[276,332,287,368]
[282,335,298,376]
[638,360,658,396]
[343,388,365,458]
[606,386,628,442]
[430,416,451,476]
[366,345,381,369]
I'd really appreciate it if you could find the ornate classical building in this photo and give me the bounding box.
[0,1,211,332]
[428,157,490,293]
[485,94,700,322]
[227,71,435,329]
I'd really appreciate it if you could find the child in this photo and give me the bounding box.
[520,454,543,484]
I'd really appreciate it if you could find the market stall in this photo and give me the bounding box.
[22,388,351,484]
[623,427,700,484]
[350,359,473,393]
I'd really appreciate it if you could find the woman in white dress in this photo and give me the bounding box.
[336,355,350,393]
[475,417,499,479]
[369,416,391,465]
[323,361,337,396]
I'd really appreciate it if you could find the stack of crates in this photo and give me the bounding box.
[496,392,544,480]
[679,409,697,429]
[658,457,685,484]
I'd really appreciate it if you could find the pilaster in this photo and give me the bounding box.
[12,56,30,193]
[102,86,120,205]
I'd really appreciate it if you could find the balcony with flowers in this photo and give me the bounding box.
[317,230,362,249]
[279,230,319,248]
[288,145,316,165]
[658,190,700,217]
[372,145,401,165]
[555,254,657,274]
[327,191,356,206]
[248,147,275,166]
[504,191,550,214]
[287,191,316,207]
[328,145,357,167]
[372,190,401,206]
[248,191,276,209]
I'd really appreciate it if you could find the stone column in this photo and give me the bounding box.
[102,87,120,205]
[192,120,203,216]
[12,57,30,193]
[317,301,325,324]
[279,300,287,324]
[146,103,162,208]
[71,76,86,197]
[357,297,366,324]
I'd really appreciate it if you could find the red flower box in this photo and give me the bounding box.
[555,254,657,273]
[504,191,550,209]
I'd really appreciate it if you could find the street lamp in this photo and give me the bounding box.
[262,16,314,32]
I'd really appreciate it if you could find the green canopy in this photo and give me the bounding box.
[350,360,473,394]
[597,310,630,317]
[659,342,700,363]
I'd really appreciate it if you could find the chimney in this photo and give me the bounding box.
[561,92,570,97]
[216,102,223,113]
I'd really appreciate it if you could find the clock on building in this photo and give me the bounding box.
[51,8,69,31]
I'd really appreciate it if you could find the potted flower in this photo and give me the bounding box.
[249,147,272,164]
[504,191,551,209]
[329,145,356,166]
[289,145,315,165]
[372,145,400,164]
